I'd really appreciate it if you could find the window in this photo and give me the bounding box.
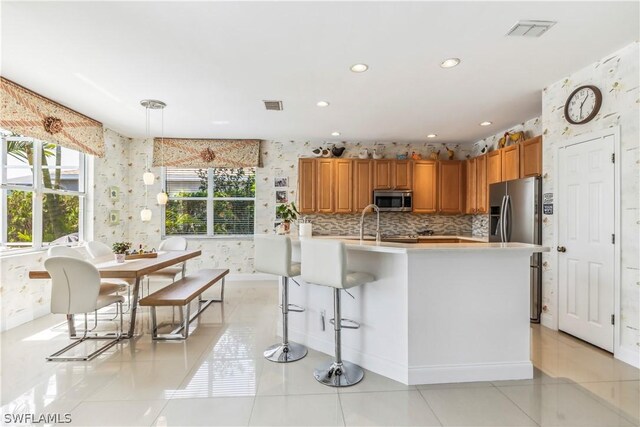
[1,133,86,252]
[163,167,255,237]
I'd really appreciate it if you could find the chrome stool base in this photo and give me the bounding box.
[314,360,364,387]
[264,342,308,363]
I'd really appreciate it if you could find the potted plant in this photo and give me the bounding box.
[276,202,299,234]
[112,242,132,263]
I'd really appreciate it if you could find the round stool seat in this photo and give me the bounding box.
[345,271,375,289]
[289,262,301,277]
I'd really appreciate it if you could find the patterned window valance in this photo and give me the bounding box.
[0,77,104,157]
[152,138,261,168]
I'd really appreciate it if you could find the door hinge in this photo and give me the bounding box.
[611,153,615,163]
[612,234,615,244]
[611,314,615,325]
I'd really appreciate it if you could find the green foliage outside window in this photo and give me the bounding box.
[165,168,256,236]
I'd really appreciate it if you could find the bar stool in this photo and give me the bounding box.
[301,239,374,387]
[254,234,308,363]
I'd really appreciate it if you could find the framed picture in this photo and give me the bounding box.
[109,186,119,200]
[274,177,288,188]
[276,191,288,203]
[109,210,120,225]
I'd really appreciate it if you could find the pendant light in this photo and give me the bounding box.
[139,99,167,221]
[156,104,169,205]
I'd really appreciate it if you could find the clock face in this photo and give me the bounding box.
[565,85,602,124]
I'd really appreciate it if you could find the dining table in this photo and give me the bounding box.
[29,249,202,338]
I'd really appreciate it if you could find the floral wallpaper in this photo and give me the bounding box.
[541,42,639,354]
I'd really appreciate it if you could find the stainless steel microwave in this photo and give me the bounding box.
[373,190,413,212]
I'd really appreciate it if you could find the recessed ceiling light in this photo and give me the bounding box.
[212,120,229,125]
[480,121,493,126]
[427,134,437,138]
[350,63,369,73]
[440,58,461,68]
[316,101,330,107]
[331,131,341,137]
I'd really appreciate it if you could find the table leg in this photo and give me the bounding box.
[126,277,142,338]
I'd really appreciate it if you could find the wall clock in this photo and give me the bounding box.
[564,85,602,125]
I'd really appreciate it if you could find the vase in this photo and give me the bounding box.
[282,221,291,234]
[115,253,126,263]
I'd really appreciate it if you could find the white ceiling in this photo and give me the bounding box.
[1,1,638,145]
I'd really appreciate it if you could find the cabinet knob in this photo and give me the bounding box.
[557,246,567,253]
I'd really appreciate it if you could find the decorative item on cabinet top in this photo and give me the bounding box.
[498,131,525,148]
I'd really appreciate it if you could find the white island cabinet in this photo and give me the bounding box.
[284,236,547,385]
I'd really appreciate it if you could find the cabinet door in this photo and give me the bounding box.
[502,144,520,181]
[475,154,488,214]
[298,158,316,213]
[316,159,334,213]
[487,150,502,184]
[334,159,353,213]
[438,160,465,214]
[412,160,437,213]
[465,158,477,214]
[394,160,413,190]
[353,160,373,212]
[373,160,393,189]
[520,135,542,178]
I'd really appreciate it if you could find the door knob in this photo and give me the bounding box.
[557,246,567,253]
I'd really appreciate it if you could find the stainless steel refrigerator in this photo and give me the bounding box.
[489,177,542,323]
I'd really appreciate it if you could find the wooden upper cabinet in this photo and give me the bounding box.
[501,144,520,181]
[438,160,465,214]
[520,135,542,178]
[373,160,393,190]
[334,159,353,213]
[487,150,502,185]
[412,160,437,213]
[465,158,477,214]
[353,159,373,212]
[298,158,316,213]
[316,159,334,213]
[394,160,413,190]
[475,154,488,214]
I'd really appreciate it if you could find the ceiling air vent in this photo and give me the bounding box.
[506,20,556,37]
[263,100,283,111]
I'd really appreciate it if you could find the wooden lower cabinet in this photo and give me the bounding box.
[316,159,334,213]
[297,158,316,213]
[334,159,353,213]
[487,150,502,184]
[465,158,477,214]
[438,160,465,214]
[476,154,488,213]
[520,136,542,177]
[502,144,520,181]
[353,159,373,212]
[412,160,437,213]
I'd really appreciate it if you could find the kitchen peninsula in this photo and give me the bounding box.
[286,236,547,385]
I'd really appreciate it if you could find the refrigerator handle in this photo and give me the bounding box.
[499,195,507,242]
[505,195,513,242]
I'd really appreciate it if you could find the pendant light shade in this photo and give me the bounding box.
[156,191,169,205]
[140,208,152,222]
[143,171,155,186]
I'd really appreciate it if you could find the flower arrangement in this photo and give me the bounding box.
[276,202,299,233]
[112,242,132,255]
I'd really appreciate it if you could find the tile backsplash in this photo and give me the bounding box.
[303,213,473,236]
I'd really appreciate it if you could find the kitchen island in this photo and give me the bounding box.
[285,235,547,385]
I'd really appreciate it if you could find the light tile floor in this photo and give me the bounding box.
[1,280,638,426]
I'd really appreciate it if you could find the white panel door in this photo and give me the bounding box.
[558,134,614,352]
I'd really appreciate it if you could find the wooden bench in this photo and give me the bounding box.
[139,268,228,340]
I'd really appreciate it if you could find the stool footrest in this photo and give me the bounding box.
[279,303,305,313]
[329,318,360,329]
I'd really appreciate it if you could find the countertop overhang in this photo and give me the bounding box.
[289,235,548,254]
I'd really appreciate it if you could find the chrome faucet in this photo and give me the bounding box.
[360,204,381,242]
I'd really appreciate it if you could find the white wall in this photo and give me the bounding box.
[540,42,639,357]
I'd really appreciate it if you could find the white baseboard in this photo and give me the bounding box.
[615,345,640,369]
[225,273,277,281]
[408,361,533,385]
[1,305,50,332]
[541,312,556,330]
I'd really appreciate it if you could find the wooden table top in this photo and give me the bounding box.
[28,249,202,279]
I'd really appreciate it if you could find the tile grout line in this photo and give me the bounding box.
[494,384,541,427]
[336,390,347,427]
[415,388,445,427]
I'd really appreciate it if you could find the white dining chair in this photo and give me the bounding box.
[86,241,114,258]
[45,256,124,361]
[144,237,188,295]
